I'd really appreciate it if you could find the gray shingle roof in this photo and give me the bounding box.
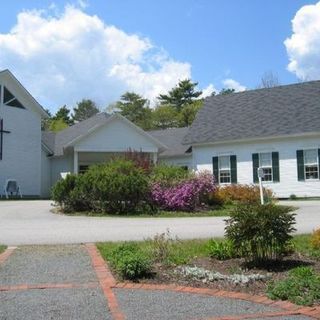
[183,80,320,145]
[148,127,191,157]
[41,131,56,153]
[43,112,111,156]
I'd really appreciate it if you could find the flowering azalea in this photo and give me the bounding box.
[151,171,216,211]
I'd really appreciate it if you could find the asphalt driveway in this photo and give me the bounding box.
[0,200,319,245]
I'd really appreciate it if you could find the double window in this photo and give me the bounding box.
[212,155,237,184]
[297,149,319,181]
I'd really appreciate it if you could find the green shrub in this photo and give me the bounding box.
[87,160,150,214]
[225,204,296,264]
[150,164,192,187]
[51,174,82,212]
[52,159,151,214]
[208,184,275,205]
[267,267,320,306]
[207,239,236,260]
[109,243,151,280]
[311,228,320,250]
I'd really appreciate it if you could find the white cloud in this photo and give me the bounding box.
[222,78,246,92]
[285,1,320,80]
[0,5,191,111]
[200,83,216,98]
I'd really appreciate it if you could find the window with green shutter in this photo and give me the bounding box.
[230,155,237,183]
[252,153,259,183]
[296,150,304,181]
[252,152,279,183]
[297,149,320,181]
[213,155,237,184]
[272,152,280,182]
[212,156,219,183]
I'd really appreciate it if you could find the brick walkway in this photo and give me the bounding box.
[0,244,319,320]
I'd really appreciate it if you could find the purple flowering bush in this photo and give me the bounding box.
[151,171,216,211]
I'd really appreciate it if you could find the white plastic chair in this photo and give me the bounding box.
[60,172,71,179]
[3,179,22,199]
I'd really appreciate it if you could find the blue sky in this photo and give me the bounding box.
[0,0,319,110]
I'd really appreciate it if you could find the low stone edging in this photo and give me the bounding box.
[85,244,320,320]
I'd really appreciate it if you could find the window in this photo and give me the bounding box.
[79,165,89,174]
[252,152,280,183]
[259,152,273,182]
[219,156,231,184]
[1,85,25,109]
[213,155,237,184]
[304,149,318,180]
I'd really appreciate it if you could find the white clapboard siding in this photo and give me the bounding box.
[193,135,320,198]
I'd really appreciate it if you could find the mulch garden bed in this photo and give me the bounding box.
[115,253,320,297]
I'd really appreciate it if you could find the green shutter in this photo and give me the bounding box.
[272,152,280,182]
[318,149,320,180]
[230,155,237,184]
[296,150,305,181]
[212,156,219,184]
[252,153,259,183]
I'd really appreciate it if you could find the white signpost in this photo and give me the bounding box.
[257,167,264,205]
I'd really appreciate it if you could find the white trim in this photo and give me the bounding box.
[74,150,78,174]
[64,113,167,152]
[0,70,49,118]
[187,132,320,148]
[74,147,158,153]
[41,142,53,155]
[114,114,167,150]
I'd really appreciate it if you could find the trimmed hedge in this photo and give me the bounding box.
[52,159,150,214]
[52,160,216,214]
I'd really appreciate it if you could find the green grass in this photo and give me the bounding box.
[0,245,7,254]
[97,238,213,266]
[292,234,320,259]
[63,205,234,218]
[98,233,320,268]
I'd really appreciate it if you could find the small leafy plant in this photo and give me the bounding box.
[311,228,320,251]
[207,239,236,260]
[149,230,175,264]
[109,243,152,280]
[267,267,320,306]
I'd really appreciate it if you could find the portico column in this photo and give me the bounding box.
[74,150,78,174]
[152,152,157,164]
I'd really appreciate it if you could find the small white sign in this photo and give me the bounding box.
[257,167,264,205]
[257,167,264,178]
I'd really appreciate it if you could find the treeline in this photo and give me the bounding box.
[43,79,235,132]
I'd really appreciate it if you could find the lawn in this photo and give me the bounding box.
[97,237,211,266]
[0,245,7,254]
[98,234,318,268]
[61,204,234,218]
